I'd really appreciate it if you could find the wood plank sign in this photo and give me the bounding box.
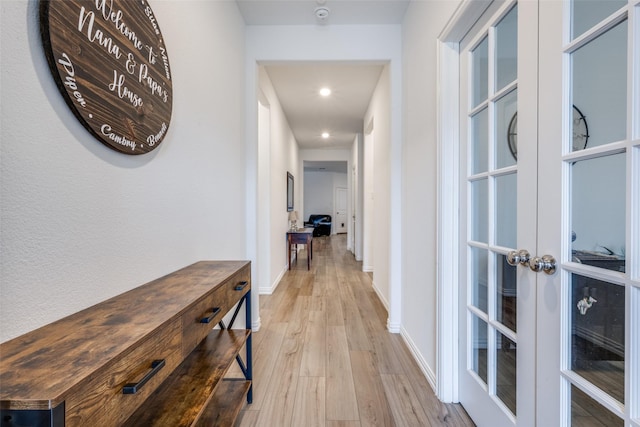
[40,0,172,155]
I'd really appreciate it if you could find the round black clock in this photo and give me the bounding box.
[507,105,589,160]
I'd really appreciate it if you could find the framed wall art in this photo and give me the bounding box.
[287,172,294,212]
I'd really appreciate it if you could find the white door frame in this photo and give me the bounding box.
[335,186,348,234]
[436,0,495,403]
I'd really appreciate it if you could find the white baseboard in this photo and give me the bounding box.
[259,264,288,295]
[372,282,389,312]
[387,319,401,333]
[401,326,437,392]
[362,265,373,272]
[259,285,274,294]
[252,318,261,332]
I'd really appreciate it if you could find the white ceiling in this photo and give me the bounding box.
[238,0,408,155]
[304,160,348,173]
[264,63,384,150]
[236,0,410,26]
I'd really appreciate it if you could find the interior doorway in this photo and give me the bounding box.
[335,187,348,234]
[303,160,349,238]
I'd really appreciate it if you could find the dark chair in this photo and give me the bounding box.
[304,215,332,237]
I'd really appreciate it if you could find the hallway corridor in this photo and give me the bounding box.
[236,235,474,426]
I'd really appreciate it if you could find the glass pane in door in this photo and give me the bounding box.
[496,332,516,415]
[571,385,624,427]
[495,5,518,92]
[472,109,489,174]
[472,37,489,108]
[496,91,517,169]
[570,153,626,273]
[471,247,489,313]
[496,254,517,332]
[571,0,627,40]
[572,20,627,150]
[495,173,517,249]
[472,315,489,385]
[571,275,625,404]
[471,179,489,243]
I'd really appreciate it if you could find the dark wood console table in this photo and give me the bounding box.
[0,261,252,427]
[287,228,314,270]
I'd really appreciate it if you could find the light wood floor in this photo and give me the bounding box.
[234,234,475,426]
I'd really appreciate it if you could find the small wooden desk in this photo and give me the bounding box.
[287,228,314,270]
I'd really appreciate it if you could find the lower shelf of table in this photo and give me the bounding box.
[194,379,251,427]
[123,328,251,427]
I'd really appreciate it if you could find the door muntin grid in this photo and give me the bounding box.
[561,1,638,425]
[467,2,519,418]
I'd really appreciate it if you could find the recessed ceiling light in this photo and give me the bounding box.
[321,132,330,139]
[319,88,331,97]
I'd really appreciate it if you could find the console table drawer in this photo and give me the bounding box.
[208,266,251,319]
[288,233,310,244]
[181,265,250,358]
[181,286,228,357]
[65,319,182,427]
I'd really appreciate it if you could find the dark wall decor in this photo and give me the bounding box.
[40,0,173,155]
[287,172,294,212]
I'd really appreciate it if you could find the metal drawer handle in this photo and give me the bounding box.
[234,281,248,291]
[122,359,165,394]
[200,307,221,323]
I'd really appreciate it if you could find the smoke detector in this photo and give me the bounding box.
[314,6,330,22]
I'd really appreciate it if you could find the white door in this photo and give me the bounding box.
[536,1,638,425]
[458,2,525,425]
[335,187,348,234]
[458,0,639,426]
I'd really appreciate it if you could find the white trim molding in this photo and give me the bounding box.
[435,0,493,404]
[259,264,287,295]
[401,326,437,390]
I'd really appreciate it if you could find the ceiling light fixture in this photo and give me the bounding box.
[319,87,331,97]
[314,6,330,22]
[321,132,330,139]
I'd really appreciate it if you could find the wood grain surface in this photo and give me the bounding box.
[40,0,172,154]
[122,330,251,427]
[235,235,473,427]
[0,260,249,411]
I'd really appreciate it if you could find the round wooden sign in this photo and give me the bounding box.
[40,0,173,155]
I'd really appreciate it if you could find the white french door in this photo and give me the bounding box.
[457,0,639,426]
[459,2,527,425]
[537,1,639,425]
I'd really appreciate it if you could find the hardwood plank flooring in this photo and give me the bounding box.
[236,235,474,426]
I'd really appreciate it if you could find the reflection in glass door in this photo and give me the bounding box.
[565,3,632,426]
[536,0,639,425]
[459,3,519,425]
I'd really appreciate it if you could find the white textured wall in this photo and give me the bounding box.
[364,66,391,309]
[258,68,300,292]
[257,99,271,298]
[363,129,375,272]
[351,135,363,258]
[401,0,462,384]
[0,0,247,342]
